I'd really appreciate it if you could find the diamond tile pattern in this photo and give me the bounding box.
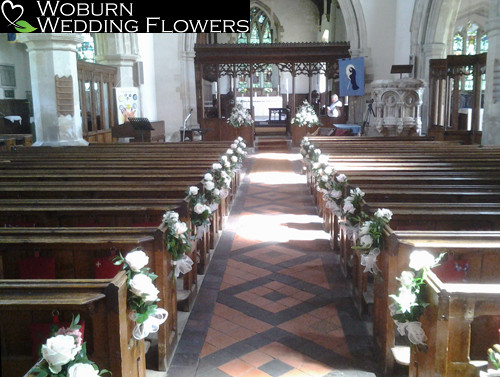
[166,151,377,377]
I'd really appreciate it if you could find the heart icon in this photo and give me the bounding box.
[1,0,23,28]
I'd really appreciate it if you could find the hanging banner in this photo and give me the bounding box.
[339,58,365,97]
[115,87,140,124]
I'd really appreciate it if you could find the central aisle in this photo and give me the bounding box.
[166,151,378,377]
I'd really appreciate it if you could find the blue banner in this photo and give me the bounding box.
[339,58,365,97]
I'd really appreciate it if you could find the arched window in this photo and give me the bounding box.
[452,23,488,91]
[76,33,95,63]
[238,7,273,45]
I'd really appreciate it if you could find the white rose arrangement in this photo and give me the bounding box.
[292,100,319,128]
[227,102,254,128]
[186,184,213,239]
[114,248,168,340]
[354,208,393,274]
[30,315,110,376]
[161,210,192,261]
[389,250,445,348]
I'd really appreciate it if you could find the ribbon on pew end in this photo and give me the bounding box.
[130,308,168,340]
[172,254,194,278]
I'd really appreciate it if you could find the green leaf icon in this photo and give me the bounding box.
[14,20,37,33]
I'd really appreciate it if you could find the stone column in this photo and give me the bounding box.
[481,0,500,145]
[16,33,88,146]
[93,33,139,87]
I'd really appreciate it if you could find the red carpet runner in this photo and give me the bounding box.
[166,151,378,377]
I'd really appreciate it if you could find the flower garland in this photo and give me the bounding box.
[114,248,168,341]
[31,315,110,377]
[340,187,367,241]
[292,100,319,128]
[186,184,213,240]
[161,211,193,278]
[389,250,444,348]
[354,208,393,274]
[227,103,254,128]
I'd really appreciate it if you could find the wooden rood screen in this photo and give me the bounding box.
[304,135,500,377]
[0,141,242,376]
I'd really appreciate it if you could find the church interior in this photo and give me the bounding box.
[1,0,500,376]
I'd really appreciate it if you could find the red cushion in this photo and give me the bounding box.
[18,257,56,279]
[432,258,469,283]
[334,128,352,136]
[30,321,85,362]
[94,256,122,279]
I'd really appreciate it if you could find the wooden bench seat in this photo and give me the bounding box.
[0,271,145,377]
[368,229,500,375]
[0,226,195,371]
[411,269,500,377]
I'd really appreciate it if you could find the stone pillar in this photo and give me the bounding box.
[16,33,88,146]
[481,0,500,145]
[93,33,139,87]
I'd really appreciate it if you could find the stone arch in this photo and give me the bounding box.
[250,0,284,42]
[337,0,368,55]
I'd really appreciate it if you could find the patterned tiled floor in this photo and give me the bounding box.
[166,150,378,377]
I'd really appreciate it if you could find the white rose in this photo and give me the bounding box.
[409,250,437,271]
[240,142,246,148]
[359,234,373,249]
[359,221,372,236]
[336,174,347,183]
[230,143,237,149]
[213,188,220,196]
[125,249,149,272]
[68,363,100,377]
[221,171,228,178]
[399,270,415,288]
[225,161,231,168]
[329,190,342,200]
[188,186,199,196]
[129,273,160,303]
[174,221,188,235]
[221,155,228,162]
[163,211,179,223]
[204,180,215,191]
[231,156,238,163]
[324,167,333,176]
[41,335,81,373]
[194,203,207,214]
[212,163,222,170]
[226,149,234,155]
[375,208,393,221]
[236,147,243,154]
[343,199,355,214]
[204,173,213,181]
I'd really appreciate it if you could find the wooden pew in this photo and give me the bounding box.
[0,271,146,377]
[371,230,500,375]
[0,225,193,372]
[410,269,500,377]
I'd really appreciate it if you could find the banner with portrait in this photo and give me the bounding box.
[338,58,365,97]
[116,87,140,124]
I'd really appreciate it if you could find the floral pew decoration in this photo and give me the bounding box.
[227,103,254,128]
[186,184,213,241]
[340,187,367,241]
[30,314,110,377]
[389,250,444,349]
[354,208,393,274]
[114,248,168,341]
[161,210,193,279]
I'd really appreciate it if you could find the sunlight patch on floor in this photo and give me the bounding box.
[234,213,330,243]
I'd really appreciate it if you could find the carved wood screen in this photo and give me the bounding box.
[194,42,351,122]
[77,61,117,137]
[429,53,486,139]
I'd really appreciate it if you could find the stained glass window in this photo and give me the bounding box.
[466,28,477,55]
[238,7,273,45]
[480,34,488,53]
[453,33,463,55]
[76,33,95,63]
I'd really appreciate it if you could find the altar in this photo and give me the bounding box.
[237,96,283,121]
